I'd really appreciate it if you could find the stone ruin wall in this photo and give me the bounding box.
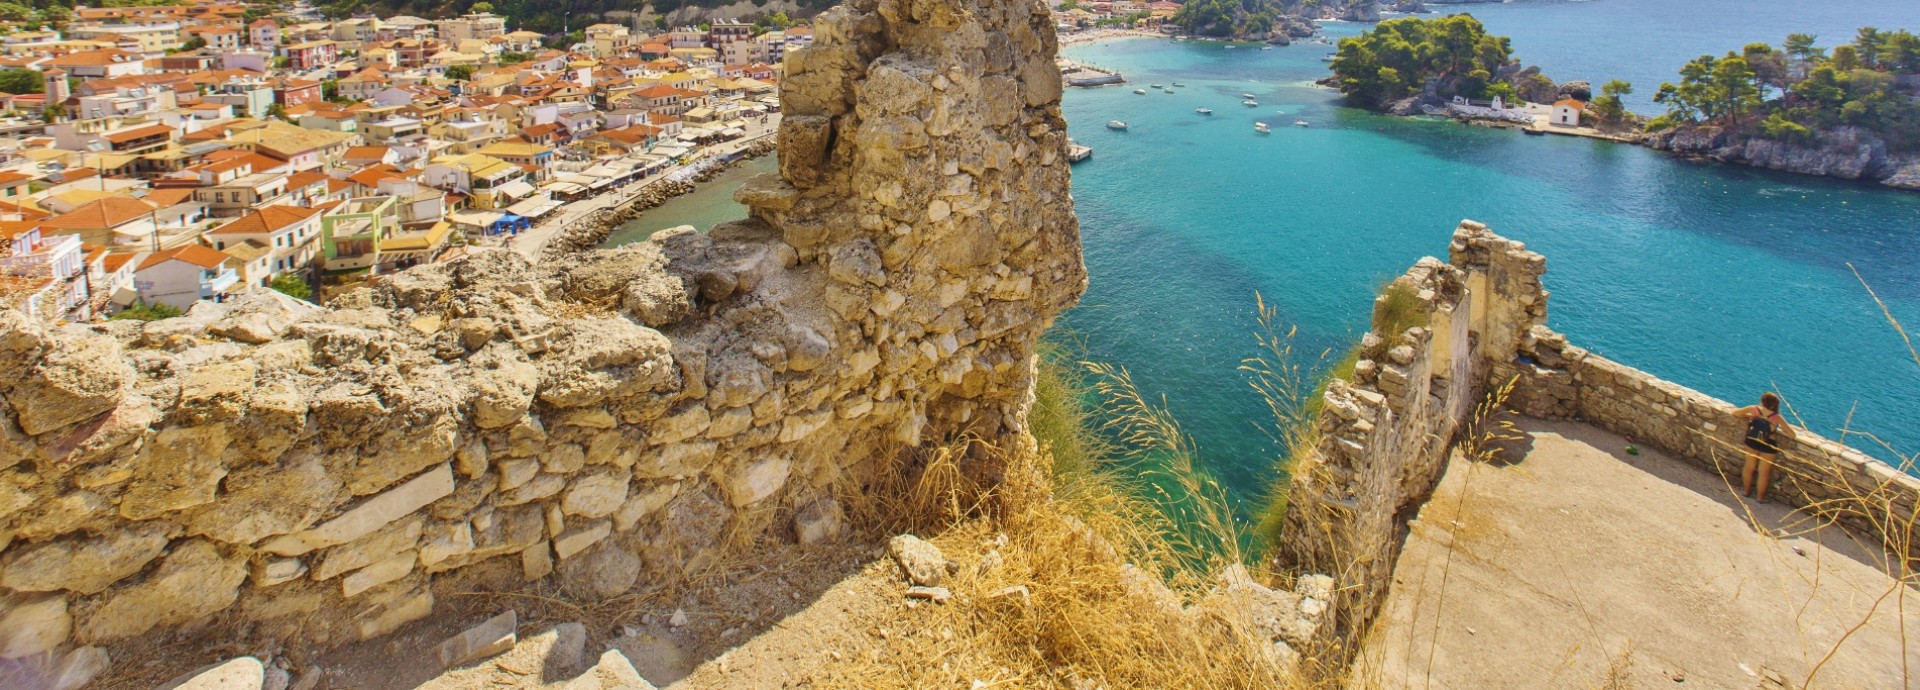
[0,0,1086,671]
[1277,219,1920,655]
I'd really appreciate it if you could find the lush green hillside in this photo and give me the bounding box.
[1651,28,1920,147]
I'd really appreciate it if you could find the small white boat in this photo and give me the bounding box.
[1254,122,1272,133]
[1241,92,1257,98]
[1150,83,1163,88]
[1107,120,1128,130]
[1134,88,1147,94]
[1225,45,1237,50]
[1172,82,1186,87]
[1294,120,1309,127]
[1196,107,1213,115]
[1243,100,1258,106]
[1163,88,1174,93]
[1261,46,1274,51]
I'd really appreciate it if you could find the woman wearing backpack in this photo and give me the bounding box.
[1736,392,1794,503]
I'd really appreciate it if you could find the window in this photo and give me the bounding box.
[214,192,225,203]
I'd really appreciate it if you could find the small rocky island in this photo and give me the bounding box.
[1323,17,1920,190]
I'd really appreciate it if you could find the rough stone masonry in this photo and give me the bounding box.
[0,0,1085,669]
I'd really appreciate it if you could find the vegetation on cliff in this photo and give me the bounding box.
[1650,28,1920,147]
[1328,15,1517,108]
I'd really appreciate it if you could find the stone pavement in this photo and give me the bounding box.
[1362,417,1918,690]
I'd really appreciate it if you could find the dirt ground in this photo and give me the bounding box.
[1360,417,1919,690]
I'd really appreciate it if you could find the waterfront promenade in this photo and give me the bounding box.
[504,114,782,258]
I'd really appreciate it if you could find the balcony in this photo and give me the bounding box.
[0,234,84,280]
[202,268,238,297]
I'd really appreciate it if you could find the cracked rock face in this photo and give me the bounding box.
[0,0,1083,662]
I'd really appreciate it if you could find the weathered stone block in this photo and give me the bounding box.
[259,463,454,557]
[0,524,171,594]
[562,471,629,519]
[120,423,232,520]
[80,539,246,642]
[0,592,69,659]
[716,456,792,507]
[342,551,417,598]
[7,330,129,436]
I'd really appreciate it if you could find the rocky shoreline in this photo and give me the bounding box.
[1642,124,1920,191]
[540,138,779,259]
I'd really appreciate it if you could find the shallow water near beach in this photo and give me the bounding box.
[609,4,1920,507]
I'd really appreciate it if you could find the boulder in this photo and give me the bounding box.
[887,534,950,586]
[558,541,641,601]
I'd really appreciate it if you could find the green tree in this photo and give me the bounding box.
[1587,79,1633,125]
[40,101,61,123]
[1831,44,1861,71]
[269,273,312,300]
[470,1,494,13]
[111,301,183,322]
[1328,16,1515,108]
[1876,29,1920,73]
[0,2,35,22]
[444,64,474,81]
[1655,52,1761,125]
[180,35,206,51]
[0,68,41,94]
[1852,26,1881,68]
[266,102,288,121]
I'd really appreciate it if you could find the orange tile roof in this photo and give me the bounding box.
[103,124,174,144]
[209,205,322,236]
[103,252,138,272]
[41,197,159,230]
[286,170,329,188]
[143,188,197,207]
[138,244,231,271]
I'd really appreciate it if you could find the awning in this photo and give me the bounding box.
[720,127,745,138]
[545,182,588,195]
[506,194,560,217]
[449,210,505,228]
[495,180,535,200]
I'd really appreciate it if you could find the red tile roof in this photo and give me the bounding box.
[208,205,322,236]
[138,244,232,271]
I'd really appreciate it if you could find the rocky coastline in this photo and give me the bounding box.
[1642,124,1920,191]
[540,138,779,259]
[1318,73,1920,192]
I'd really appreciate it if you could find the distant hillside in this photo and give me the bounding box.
[315,0,832,34]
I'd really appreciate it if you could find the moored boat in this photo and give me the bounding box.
[1163,88,1175,93]
[1293,119,1309,127]
[1172,82,1185,87]
[1150,83,1163,88]
[1243,100,1258,106]
[1134,88,1147,94]
[1255,122,1272,133]
[1241,92,1257,98]
[1196,107,1213,115]
[1107,120,1129,130]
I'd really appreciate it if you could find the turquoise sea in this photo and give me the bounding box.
[609,0,1920,504]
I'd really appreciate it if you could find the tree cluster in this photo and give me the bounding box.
[1652,28,1920,147]
[1171,0,1282,39]
[1328,15,1515,108]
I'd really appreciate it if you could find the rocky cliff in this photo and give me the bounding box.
[0,0,1084,674]
[1644,124,1920,191]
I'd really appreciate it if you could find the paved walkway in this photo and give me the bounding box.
[502,115,781,259]
[1362,417,1917,690]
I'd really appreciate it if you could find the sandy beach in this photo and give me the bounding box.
[1057,28,1166,47]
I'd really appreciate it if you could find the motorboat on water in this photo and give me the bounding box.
[1150,83,1163,88]
[1254,122,1272,133]
[1241,92,1257,98]
[1294,120,1310,127]
[1163,88,1175,93]
[1261,46,1274,51]
[1134,88,1148,94]
[1196,107,1213,115]
[1107,120,1129,130]
[1243,100,1259,106]
[1172,82,1186,87]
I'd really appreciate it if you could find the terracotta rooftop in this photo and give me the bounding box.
[138,244,231,271]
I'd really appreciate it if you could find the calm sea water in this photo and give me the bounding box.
[599,155,780,246]
[608,1,1920,505]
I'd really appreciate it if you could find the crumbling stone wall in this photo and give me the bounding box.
[0,0,1084,669]
[1278,220,1920,658]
